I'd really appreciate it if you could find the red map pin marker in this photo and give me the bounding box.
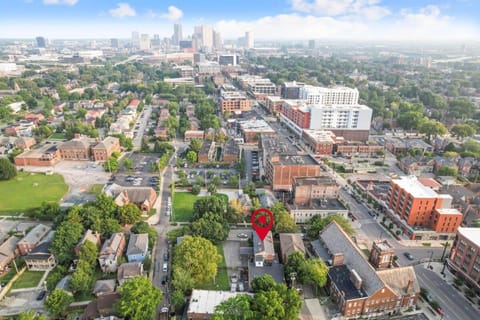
[251,208,274,241]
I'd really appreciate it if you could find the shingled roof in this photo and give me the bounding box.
[320,221,383,296]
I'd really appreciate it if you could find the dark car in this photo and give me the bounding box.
[163,252,169,261]
[161,275,168,285]
[36,290,46,301]
[404,252,414,260]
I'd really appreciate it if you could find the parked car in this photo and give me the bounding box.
[163,252,169,261]
[237,233,248,239]
[403,252,414,260]
[162,263,168,272]
[36,290,46,300]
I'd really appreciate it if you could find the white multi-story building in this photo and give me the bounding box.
[139,34,150,50]
[299,85,359,105]
[309,104,372,131]
[245,31,254,48]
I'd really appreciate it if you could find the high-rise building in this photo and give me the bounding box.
[36,36,46,48]
[110,38,119,48]
[245,31,254,49]
[194,25,213,50]
[172,24,183,45]
[299,85,359,105]
[151,34,161,48]
[308,39,316,49]
[131,31,140,48]
[139,34,150,50]
[213,30,223,51]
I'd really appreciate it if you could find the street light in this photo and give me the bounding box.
[427,251,434,269]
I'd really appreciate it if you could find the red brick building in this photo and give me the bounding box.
[92,137,120,162]
[265,155,321,191]
[449,227,480,292]
[14,144,60,166]
[291,175,339,205]
[302,129,336,155]
[280,101,310,129]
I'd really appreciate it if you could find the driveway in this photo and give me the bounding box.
[0,289,46,317]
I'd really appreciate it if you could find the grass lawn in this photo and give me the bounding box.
[88,184,104,196]
[0,268,17,284]
[49,133,67,140]
[198,243,229,291]
[172,192,229,222]
[0,172,68,215]
[11,270,44,289]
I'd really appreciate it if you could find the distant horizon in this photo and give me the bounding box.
[1,0,479,41]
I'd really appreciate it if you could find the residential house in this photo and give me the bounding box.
[198,140,216,163]
[92,137,121,162]
[117,262,144,285]
[317,222,419,319]
[279,233,306,264]
[93,279,116,297]
[114,187,157,212]
[24,112,45,125]
[14,137,36,149]
[433,156,458,174]
[98,233,126,273]
[25,240,56,271]
[82,293,121,320]
[253,231,275,267]
[398,156,435,175]
[17,224,51,255]
[0,236,20,274]
[126,233,149,262]
[74,229,101,256]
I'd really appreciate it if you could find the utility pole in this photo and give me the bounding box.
[440,241,450,261]
[427,251,434,269]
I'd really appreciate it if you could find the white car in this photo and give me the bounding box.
[162,263,168,272]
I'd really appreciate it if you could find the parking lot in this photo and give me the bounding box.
[115,153,161,190]
[175,168,239,186]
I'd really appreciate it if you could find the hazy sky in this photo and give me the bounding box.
[1,0,479,41]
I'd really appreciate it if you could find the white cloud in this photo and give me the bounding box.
[161,6,183,20]
[43,0,78,5]
[214,6,479,41]
[109,3,136,18]
[290,0,390,19]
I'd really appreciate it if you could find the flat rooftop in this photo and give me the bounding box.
[289,198,347,211]
[375,240,394,251]
[16,143,58,158]
[261,135,301,155]
[392,176,438,198]
[458,227,480,246]
[238,119,275,133]
[187,290,251,315]
[302,129,336,143]
[436,208,462,215]
[293,175,337,187]
[221,90,248,99]
[275,154,318,165]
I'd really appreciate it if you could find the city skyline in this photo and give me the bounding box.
[1,0,480,41]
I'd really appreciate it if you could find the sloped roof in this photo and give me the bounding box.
[279,233,305,260]
[77,229,100,248]
[126,233,148,256]
[320,221,383,296]
[117,262,143,281]
[92,136,119,152]
[93,279,116,295]
[59,137,91,150]
[377,266,420,296]
[100,233,124,256]
[0,236,20,257]
[253,231,275,256]
[83,292,121,320]
[114,187,156,206]
[19,224,50,245]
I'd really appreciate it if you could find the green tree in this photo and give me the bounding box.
[34,202,62,220]
[116,276,163,320]
[51,220,84,264]
[450,124,476,139]
[186,150,198,164]
[172,266,195,294]
[189,138,202,153]
[171,289,186,312]
[307,215,354,239]
[419,119,447,140]
[193,196,228,221]
[173,236,221,285]
[103,156,119,173]
[17,311,48,320]
[251,274,277,293]
[191,184,201,195]
[190,213,229,243]
[208,184,217,195]
[44,289,74,318]
[78,240,98,267]
[70,260,95,293]
[437,166,458,177]
[117,203,142,225]
[0,158,17,180]
[270,202,298,233]
[252,290,285,320]
[213,294,254,320]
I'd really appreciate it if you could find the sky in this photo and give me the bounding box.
[0,0,479,41]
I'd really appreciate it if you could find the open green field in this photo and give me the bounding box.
[0,172,68,215]
[198,243,229,291]
[49,133,67,140]
[11,270,44,289]
[172,192,229,222]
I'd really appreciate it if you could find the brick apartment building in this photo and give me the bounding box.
[14,144,60,166]
[449,227,480,292]
[386,176,463,240]
[198,140,216,163]
[219,90,251,114]
[302,129,336,155]
[222,139,238,162]
[17,224,51,255]
[316,222,420,319]
[58,135,92,160]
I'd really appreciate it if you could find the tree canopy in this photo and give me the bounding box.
[117,276,163,320]
[44,289,74,317]
[306,215,354,239]
[0,158,17,180]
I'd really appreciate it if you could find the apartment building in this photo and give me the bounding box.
[449,227,480,292]
[387,176,463,240]
[291,175,339,205]
[219,90,251,114]
[281,81,306,99]
[299,85,359,105]
[302,129,337,155]
[198,140,216,163]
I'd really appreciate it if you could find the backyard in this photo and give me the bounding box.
[11,270,45,289]
[172,191,229,222]
[0,172,68,215]
[197,244,229,291]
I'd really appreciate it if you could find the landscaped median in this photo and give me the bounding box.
[0,172,68,216]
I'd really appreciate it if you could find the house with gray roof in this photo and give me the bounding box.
[17,224,51,255]
[253,231,275,267]
[98,233,126,273]
[319,221,420,319]
[93,279,116,296]
[117,262,143,285]
[0,236,19,274]
[126,233,148,262]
